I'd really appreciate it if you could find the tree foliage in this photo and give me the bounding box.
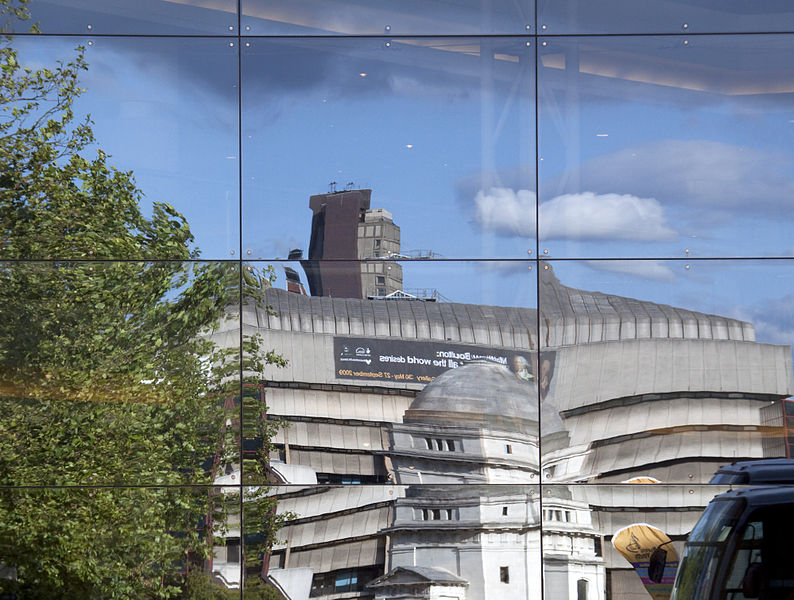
[0,2,285,597]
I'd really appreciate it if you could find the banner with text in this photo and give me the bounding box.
[333,337,554,395]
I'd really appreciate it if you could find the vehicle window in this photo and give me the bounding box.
[689,500,745,544]
[721,520,762,599]
[672,499,745,600]
[721,504,794,600]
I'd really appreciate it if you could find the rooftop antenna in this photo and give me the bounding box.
[328,181,337,193]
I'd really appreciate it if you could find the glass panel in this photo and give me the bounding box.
[242,0,535,36]
[243,259,539,485]
[539,259,793,484]
[539,0,794,35]
[242,37,536,260]
[2,35,238,260]
[0,261,241,485]
[541,484,731,600]
[538,35,794,258]
[6,0,237,35]
[0,486,242,597]
[249,484,541,596]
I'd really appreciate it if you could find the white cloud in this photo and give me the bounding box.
[558,140,794,219]
[473,188,676,242]
[540,192,676,241]
[476,261,532,275]
[474,188,537,237]
[585,260,675,282]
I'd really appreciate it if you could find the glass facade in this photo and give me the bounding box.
[2,1,793,599]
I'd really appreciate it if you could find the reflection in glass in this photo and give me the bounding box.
[0,261,243,485]
[672,493,750,600]
[248,310,540,485]
[242,37,536,260]
[390,361,539,483]
[242,257,540,486]
[261,258,537,306]
[242,0,535,36]
[6,2,794,600]
[539,260,793,484]
[2,32,238,260]
[539,0,794,35]
[542,485,730,600]
[679,497,794,600]
[0,486,243,598]
[538,35,794,258]
[260,485,541,600]
[14,0,238,35]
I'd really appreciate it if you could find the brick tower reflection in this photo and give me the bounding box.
[300,188,402,299]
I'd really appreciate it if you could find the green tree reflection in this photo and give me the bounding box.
[0,2,284,597]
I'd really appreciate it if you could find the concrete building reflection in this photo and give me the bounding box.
[222,193,794,599]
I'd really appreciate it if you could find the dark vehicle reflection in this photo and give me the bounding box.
[671,461,794,600]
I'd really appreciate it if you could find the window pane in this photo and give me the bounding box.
[2,36,239,260]
[539,259,793,483]
[538,35,794,258]
[542,484,731,600]
[242,37,536,260]
[11,0,237,35]
[244,259,540,484]
[257,484,541,595]
[242,0,535,36]
[0,261,241,485]
[0,486,242,597]
[539,0,794,35]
